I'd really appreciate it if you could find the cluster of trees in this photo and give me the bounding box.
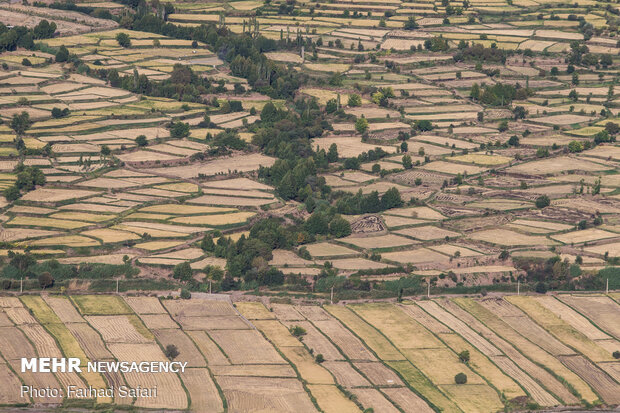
[334,187,404,215]
[200,218,306,287]
[0,254,137,288]
[341,147,390,170]
[10,111,32,136]
[453,43,506,63]
[97,17,303,101]
[470,83,530,106]
[424,36,449,52]
[102,64,213,101]
[256,100,331,200]
[513,255,583,290]
[212,130,246,150]
[0,20,57,52]
[47,1,115,20]
[305,209,352,238]
[128,14,303,99]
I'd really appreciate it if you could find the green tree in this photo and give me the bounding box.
[116,32,131,47]
[165,344,180,359]
[402,154,412,169]
[173,262,192,281]
[55,45,69,62]
[3,185,20,201]
[38,272,54,289]
[455,373,467,384]
[200,234,215,251]
[100,145,111,158]
[458,350,470,363]
[327,143,338,163]
[470,83,480,100]
[8,251,35,273]
[10,111,32,136]
[508,135,519,146]
[305,212,329,235]
[347,94,362,107]
[592,176,601,195]
[567,140,583,153]
[535,195,550,209]
[170,121,190,139]
[381,187,403,210]
[325,98,338,114]
[290,325,307,337]
[403,16,419,30]
[513,105,527,120]
[329,215,351,237]
[536,147,549,158]
[605,122,619,135]
[355,117,368,134]
[415,120,433,131]
[135,135,148,147]
[51,107,69,118]
[568,89,578,101]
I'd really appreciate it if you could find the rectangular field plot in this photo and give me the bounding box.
[209,329,286,364]
[216,376,318,413]
[72,295,133,315]
[179,368,223,412]
[559,295,620,340]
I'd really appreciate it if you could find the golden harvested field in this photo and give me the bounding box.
[341,234,417,249]
[450,153,512,166]
[551,228,618,244]
[469,228,557,246]
[421,160,488,175]
[2,296,608,410]
[506,156,610,174]
[169,211,255,226]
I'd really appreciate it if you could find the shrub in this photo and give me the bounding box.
[455,373,467,384]
[458,350,470,363]
[613,350,620,359]
[498,120,508,132]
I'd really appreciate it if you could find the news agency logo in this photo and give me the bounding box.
[21,358,81,373]
[21,358,188,373]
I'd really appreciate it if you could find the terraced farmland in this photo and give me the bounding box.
[1,0,620,409]
[0,293,617,411]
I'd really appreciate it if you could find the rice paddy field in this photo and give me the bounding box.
[0,293,617,411]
